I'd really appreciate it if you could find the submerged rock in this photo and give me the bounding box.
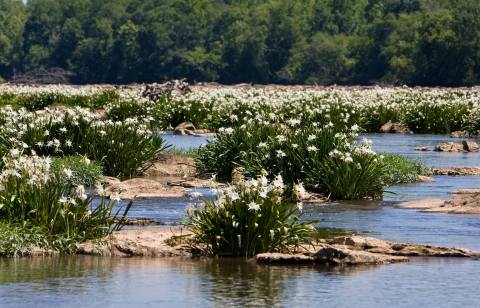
[379,122,413,134]
[256,253,316,264]
[396,199,445,209]
[415,146,430,151]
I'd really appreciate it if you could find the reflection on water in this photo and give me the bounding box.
[0,256,479,308]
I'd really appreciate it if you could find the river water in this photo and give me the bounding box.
[1,134,480,307]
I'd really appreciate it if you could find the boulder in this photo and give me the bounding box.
[174,122,196,136]
[173,122,214,136]
[434,141,480,152]
[379,121,413,134]
[104,178,187,199]
[451,131,468,138]
[462,140,479,152]
[434,142,465,152]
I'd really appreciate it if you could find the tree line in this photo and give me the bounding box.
[0,0,479,86]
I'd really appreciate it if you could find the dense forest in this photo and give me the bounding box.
[0,0,479,85]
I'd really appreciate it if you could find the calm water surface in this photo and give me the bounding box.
[2,134,480,307]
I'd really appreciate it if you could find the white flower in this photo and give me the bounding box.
[273,175,284,189]
[76,185,88,200]
[248,202,260,211]
[276,150,286,157]
[63,168,73,178]
[307,146,318,152]
[230,191,240,201]
[59,196,68,203]
[276,135,286,142]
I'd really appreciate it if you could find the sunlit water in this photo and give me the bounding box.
[2,134,480,307]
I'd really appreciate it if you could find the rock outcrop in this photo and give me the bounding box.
[79,229,478,264]
[432,167,480,176]
[104,178,188,199]
[379,122,413,134]
[434,141,479,152]
[255,236,477,265]
[397,189,480,215]
[78,227,192,257]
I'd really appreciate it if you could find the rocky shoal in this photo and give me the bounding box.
[77,228,479,266]
[396,189,480,215]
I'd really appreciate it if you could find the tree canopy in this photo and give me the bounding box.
[1,0,479,86]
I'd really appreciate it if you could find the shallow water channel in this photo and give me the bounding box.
[1,134,480,307]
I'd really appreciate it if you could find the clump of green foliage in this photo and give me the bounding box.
[382,154,431,185]
[186,174,314,257]
[0,222,51,257]
[195,118,384,200]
